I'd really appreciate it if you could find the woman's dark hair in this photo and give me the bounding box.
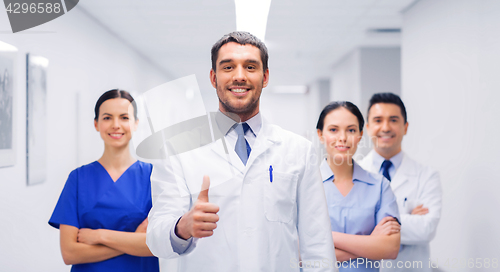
[316,101,364,132]
[94,89,138,121]
[367,92,407,124]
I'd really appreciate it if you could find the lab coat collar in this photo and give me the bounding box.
[362,150,411,189]
[210,112,245,173]
[243,112,262,137]
[390,152,419,190]
[210,112,280,173]
[371,150,404,173]
[244,116,281,167]
[215,110,239,136]
[221,111,262,138]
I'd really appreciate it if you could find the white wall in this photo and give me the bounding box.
[260,92,311,137]
[260,78,330,142]
[0,7,169,272]
[359,47,401,112]
[308,79,331,134]
[402,0,500,271]
[330,50,362,105]
[330,47,401,157]
[330,47,401,109]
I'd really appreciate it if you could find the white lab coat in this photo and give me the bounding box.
[146,117,337,272]
[359,151,442,272]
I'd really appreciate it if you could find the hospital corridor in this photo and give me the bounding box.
[0,0,499,271]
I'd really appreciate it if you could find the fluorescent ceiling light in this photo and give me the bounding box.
[30,55,49,67]
[235,0,272,41]
[0,41,18,52]
[272,85,308,94]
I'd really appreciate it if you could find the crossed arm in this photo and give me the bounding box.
[59,219,153,265]
[333,217,401,262]
[400,170,442,245]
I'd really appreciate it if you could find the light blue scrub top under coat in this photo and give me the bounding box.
[49,161,159,272]
[321,159,400,272]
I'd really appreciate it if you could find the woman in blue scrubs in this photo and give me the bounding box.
[49,89,159,272]
[316,101,401,271]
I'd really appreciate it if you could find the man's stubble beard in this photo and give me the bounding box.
[216,80,262,115]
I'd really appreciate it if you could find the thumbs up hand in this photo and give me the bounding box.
[197,175,211,203]
[175,176,220,239]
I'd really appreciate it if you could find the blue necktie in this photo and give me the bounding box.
[381,160,393,181]
[235,123,251,165]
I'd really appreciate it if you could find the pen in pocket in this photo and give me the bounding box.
[269,165,273,182]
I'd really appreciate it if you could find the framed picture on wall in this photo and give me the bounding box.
[26,54,48,186]
[0,41,17,168]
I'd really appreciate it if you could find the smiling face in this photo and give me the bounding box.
[366,103,409,159]
[94,98,137,149]
[210,42,269,121]
[317,107,363,165]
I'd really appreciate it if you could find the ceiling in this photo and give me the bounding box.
[77,0,416,92]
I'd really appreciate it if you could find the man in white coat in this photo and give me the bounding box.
[146,31,337,272]
[358,93,442,271]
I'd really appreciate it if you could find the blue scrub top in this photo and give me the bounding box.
[49,161,159,272]
[320,159,400,272]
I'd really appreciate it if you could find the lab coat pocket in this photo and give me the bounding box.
[405,199,417,214]
[263,171,298,223]
[397,197,416,214]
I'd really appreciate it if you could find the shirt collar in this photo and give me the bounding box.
[243,112,261,137]
[221,110,262,137]
[352,161,375,184]
[320,159,334,182]
[372,150,404,171]
[320,159,375,185]
[390,151,404,170]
